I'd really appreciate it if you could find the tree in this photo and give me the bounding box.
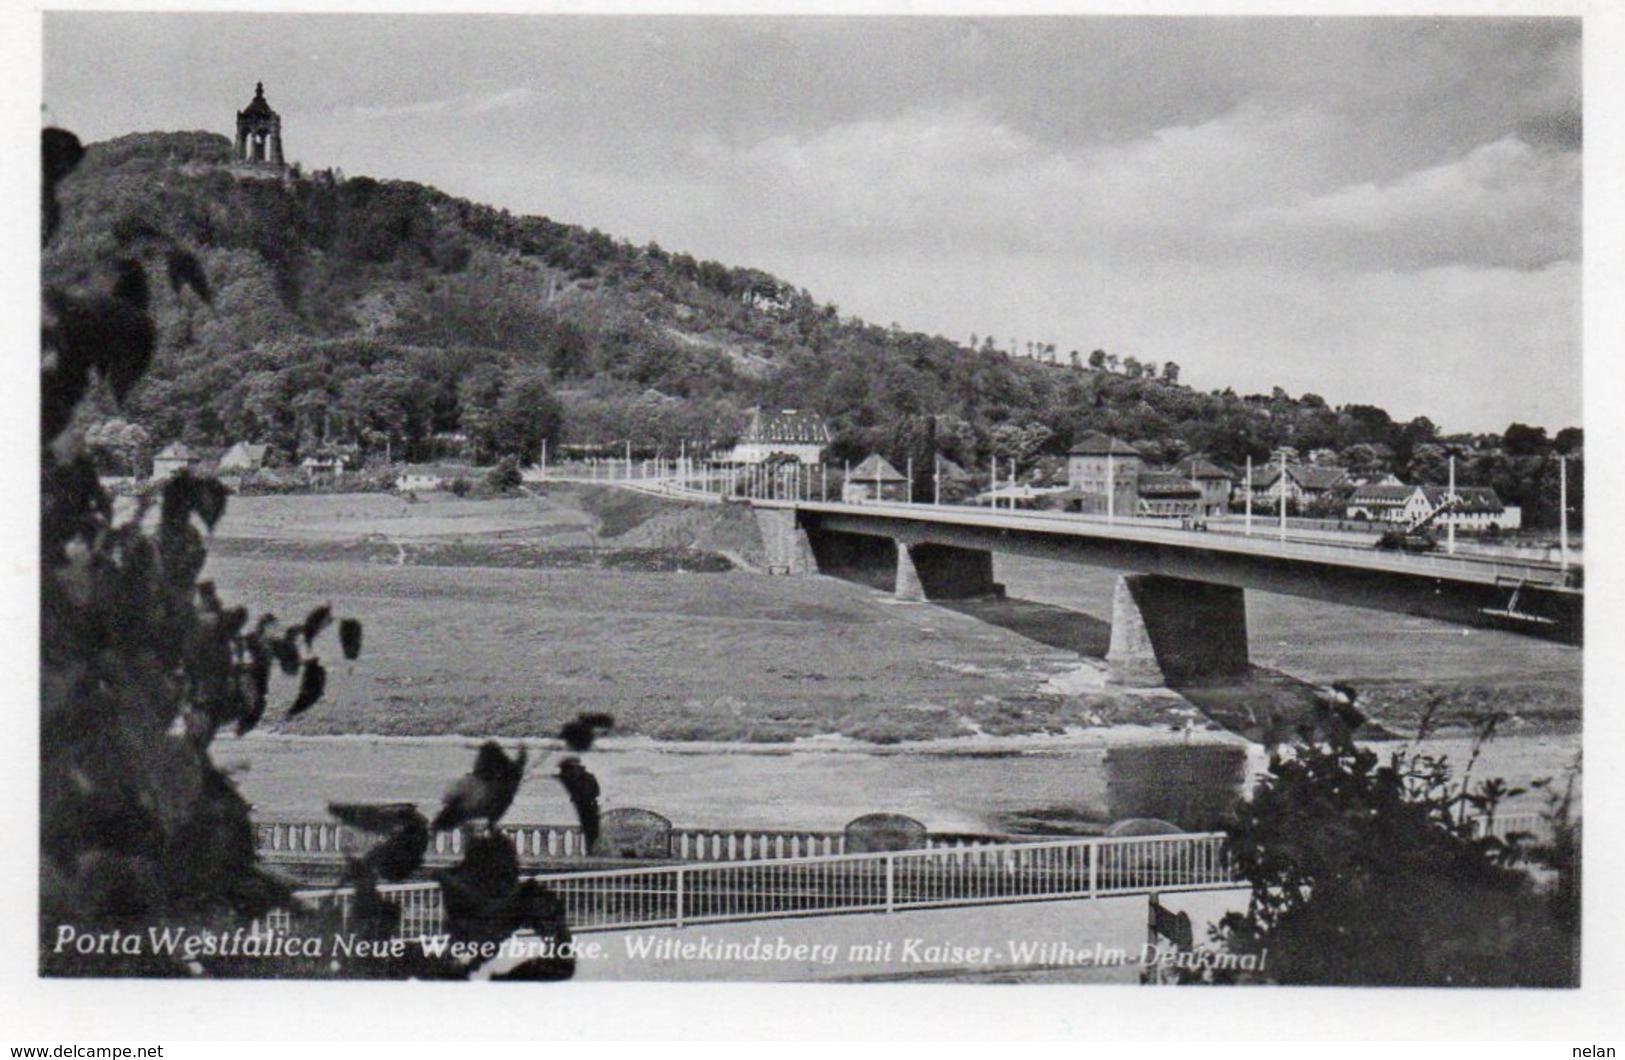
[988,421,1054,471]
[1189,698,1578,986]
[1553,426,1583,455]
[1340,442,1391,476]
[42,128,343,972]
[82,418,150,476]
[486,367,565,464]
[1501,422,1550,457]
[39,128,571,981]
[1088,349,1107,370]
[1405,442,1450,485]
[1161,361,1181,385]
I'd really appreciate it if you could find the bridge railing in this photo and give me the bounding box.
[256,820,1023,866]
[276,832,1239,938]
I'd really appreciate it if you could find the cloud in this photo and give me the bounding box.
[1229,137,1580,271]
[652,98,1578,280]
[343,87,539,122]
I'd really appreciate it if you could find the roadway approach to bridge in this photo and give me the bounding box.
[753,499,1582,687]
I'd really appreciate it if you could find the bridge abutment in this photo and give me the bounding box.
[755,508,816,575]
[1107,574,1250,687]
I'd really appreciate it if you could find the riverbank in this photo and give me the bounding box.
[217,728,1579,836]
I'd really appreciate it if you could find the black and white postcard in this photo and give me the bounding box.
[13,1,1624,1043]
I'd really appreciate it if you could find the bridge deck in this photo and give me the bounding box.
[767,499,1573,588]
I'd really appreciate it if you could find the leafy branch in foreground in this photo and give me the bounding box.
[40,127,401,976]
[1169,692,1579,986]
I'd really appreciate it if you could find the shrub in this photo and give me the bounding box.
[1181,697,1579,986]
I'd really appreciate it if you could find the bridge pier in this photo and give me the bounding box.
[894,541,1003,602]
[1107,574,1250,688]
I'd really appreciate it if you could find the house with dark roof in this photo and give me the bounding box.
[216,442,270,476]
[1134,471,1204,518]
[1173,455,1236,516]
[1423,486,1520,530]
[843,454,908,503]
[1065,432,1142,513]
[723,408,831,465]
[1345,484,1430,524]
[1241,464,1349,507]
[1345,483,1519,531]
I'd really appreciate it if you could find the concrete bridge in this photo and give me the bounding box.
[754,500,1582,686]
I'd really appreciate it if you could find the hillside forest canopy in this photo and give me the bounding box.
[46,131,1583,528]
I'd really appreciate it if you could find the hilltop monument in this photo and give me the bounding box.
[234,81,286,169]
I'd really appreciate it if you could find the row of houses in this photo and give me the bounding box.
[146,442,485,495]
[716,415,1520,531]
[1051,433,1518,529]
[149,441,350,481]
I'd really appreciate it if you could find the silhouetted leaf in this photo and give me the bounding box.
[113,215,166,247]
[41,128,83,241]
[302,604,332,647]
[237,638,272,736]
[42,127,84,187]
[268,627,302,675]
[165,248,213,304]
[338,617,363,660]
[559,712,614,751]
[287,658,326,717]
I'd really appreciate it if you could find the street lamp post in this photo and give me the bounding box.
[1106,451,1115,524]
[1244,455,1253,536]
[1277,449,1287,543]
[1447,454,1457,555]
[1559,453,1569,573]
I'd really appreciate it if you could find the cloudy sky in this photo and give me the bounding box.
[41,11,1584,433]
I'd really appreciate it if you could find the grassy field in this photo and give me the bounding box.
[201,489,1582,744]
[206,555,1194,741]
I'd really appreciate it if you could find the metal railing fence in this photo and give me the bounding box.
[277,831,1237,938]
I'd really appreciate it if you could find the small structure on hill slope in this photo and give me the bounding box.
[235,82,287,171]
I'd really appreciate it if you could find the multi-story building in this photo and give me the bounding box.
[1065,432,1142,514]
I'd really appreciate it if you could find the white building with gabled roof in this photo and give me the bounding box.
[723,408,831,465]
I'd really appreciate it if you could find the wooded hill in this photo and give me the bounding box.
[46,130,1581,526]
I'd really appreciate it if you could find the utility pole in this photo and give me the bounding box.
[1559,454,1569,574]
[1107,451,1115,523]
[1277,449,1287,544]
[933,454,941,506]
[1447,454,1457,555]
[1244,455,1253,536]
[906,457,914,505]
